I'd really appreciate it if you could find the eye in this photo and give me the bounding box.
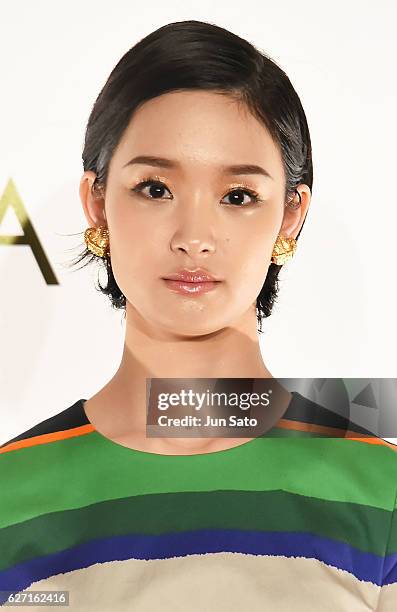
[221,188,262,207]
[131,178,263,207]
[131,178,172,200]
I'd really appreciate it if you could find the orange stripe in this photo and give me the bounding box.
[0,424,95,454]
[1,419,396,455]
[277,418,397,450]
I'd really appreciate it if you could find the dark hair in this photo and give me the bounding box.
[69,19,313,333]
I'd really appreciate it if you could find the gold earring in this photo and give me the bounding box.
[84,225,110,258]
[270,190,300,264]
[84,226,296,263]
[271,235,297,265]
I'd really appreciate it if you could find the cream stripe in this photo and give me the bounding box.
[22,552,382,611]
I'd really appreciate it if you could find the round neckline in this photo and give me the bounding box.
[79,392,296,458]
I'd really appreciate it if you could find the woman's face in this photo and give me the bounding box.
[81,90,310,336]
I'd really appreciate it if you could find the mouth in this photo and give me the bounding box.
[162,278,222,296]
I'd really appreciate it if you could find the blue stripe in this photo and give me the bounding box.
[0,529,387,602]
[382,551,397,586]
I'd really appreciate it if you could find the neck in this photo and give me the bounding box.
[84,301,281,453]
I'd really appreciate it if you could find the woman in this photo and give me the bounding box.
[1,19,396,611]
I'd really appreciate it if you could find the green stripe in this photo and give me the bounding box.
[1,431,396,531]
[386,492,397,555]
[0,488,392,571]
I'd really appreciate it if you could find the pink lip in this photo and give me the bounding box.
[162,279,221,296]
[162,268,221,283]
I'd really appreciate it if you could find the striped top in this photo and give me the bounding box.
[1,391,396,610]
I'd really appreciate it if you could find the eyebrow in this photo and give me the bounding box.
[122,155,273,179]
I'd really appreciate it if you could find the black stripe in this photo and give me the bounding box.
[1,400,88,448]
[1,390,375,450]
[285,392,375,436]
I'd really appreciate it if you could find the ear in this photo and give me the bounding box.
[79,171,107,228]
[278,184,311,239]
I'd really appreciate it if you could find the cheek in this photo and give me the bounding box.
[231,233,275,298]
[108,191,169,254]
[233,231,274,273]
[109,216,166,285]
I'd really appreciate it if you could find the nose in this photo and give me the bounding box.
[170,198,217,257]
[172,237,216,257]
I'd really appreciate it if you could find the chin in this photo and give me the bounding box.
[159,315,226,338]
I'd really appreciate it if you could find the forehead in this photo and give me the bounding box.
[111,90,284,179]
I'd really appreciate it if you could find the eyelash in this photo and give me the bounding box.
[130,176,264,207]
